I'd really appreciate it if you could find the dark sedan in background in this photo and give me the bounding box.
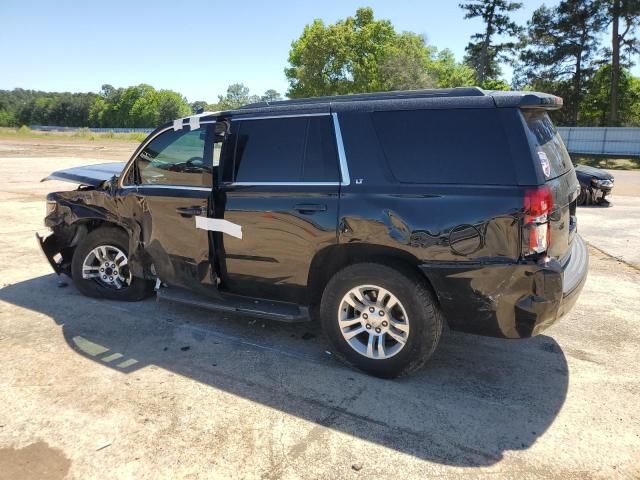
[575,164,614,205]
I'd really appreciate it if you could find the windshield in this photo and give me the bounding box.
[522,111,573,180]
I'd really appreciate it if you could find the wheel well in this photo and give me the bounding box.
[306,243,436,307]
[60,219,129,252]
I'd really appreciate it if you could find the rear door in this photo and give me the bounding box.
[215,113,342,303]
[522,111,580,259]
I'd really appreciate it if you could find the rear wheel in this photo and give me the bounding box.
[320,263,443,378]
[71,227,153,301]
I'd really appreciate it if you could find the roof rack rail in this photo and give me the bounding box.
[240,87,486,110]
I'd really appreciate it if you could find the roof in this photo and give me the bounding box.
[237,87,563,114]
[184,87,563,125]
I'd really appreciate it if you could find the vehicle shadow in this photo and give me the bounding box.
[0,274,569,467]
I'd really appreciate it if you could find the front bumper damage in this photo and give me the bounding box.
[36,222,87,277]
[36,232,64,275]
[421,234,589,339]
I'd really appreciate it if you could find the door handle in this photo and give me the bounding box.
[176,206,204,217]
[294,203,327,214]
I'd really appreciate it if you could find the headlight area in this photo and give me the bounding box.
[591,178,614,189]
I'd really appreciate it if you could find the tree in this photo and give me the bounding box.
[607,0,640,125]
[260,89,283,102]
[157,90,191,123]
[216,83,259,109]
[425,49,476,88]
[190,101,209,113]
[581,65,640,126]
[515,1,607,125]
[379,33,437,91]
[459,0,523,85]
[285,7,473,97]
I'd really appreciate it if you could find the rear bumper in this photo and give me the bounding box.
[420,234,589,339]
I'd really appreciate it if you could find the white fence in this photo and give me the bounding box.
[557,127,640,158]
[27,125,640,158]
[30,125,153,134]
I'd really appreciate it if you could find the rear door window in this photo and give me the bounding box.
[230,116,340,183]
[522,111,572,180]
[371,108,516,185]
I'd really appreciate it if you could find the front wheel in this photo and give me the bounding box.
[320,263,443,378]
[71,227,153,301]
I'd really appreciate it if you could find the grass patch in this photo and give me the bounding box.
[572,156,640,171]
[0,127,147,143]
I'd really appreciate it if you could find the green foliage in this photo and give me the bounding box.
[481,79,512,90]
[0,84,191,128]
[425,49,476,88]
[208,84,283,110]
[190,100,209,113]
[459,0,523,84]
[285,7,475,97]
[261,89,283,102]
[0,109,17,127]
[215,83,259,110]
[580,65,640,126]
[515,0,607,125]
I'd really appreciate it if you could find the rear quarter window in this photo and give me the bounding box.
[371,108,516,185]
[521,111,572,180]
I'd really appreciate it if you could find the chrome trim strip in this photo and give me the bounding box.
[332,112,351,186]
[136,185,212,192]
[232,113,330,121]
[230,182,340,187]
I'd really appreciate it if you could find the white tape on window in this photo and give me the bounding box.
[195,216,243,239]
[189,116,200,131]
[173,119,183,131]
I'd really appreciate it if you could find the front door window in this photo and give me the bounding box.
[137,128,210,187]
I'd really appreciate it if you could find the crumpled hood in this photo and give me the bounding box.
[574,164,614,180]
[42,162,126,186]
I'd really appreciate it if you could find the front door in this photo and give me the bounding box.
[129,123,217,293]
[215,113,342,303]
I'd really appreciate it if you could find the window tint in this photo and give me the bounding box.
[522,111,572,180]
[371,109,516,185]
[232,116,339,183]
[304,116,340,181]
[137,127,209,187]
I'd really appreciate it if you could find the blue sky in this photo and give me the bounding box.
[0,0,635,102]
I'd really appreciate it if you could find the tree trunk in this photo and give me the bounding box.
[572,48,583,126]
[610,0,621,126]
[479,2,496,86]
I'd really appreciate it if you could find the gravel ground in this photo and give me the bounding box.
[0,141,639,479]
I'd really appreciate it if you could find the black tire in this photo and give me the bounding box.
[71,227,153,301]
[320,263,443,378]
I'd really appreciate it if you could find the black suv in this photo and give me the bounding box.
[39,88,588,378]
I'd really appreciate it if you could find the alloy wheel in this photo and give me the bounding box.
[81,244,132,290]
[337,284,410,360]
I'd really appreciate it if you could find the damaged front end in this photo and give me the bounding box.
[38,162,147,279]
[37,221,88,276]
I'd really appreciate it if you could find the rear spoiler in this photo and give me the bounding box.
[488,91,563,110]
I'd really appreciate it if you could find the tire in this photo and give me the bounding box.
[320,263,443,378]
[71,227,153,301]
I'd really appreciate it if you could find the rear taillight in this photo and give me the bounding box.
[524,186,553,256]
